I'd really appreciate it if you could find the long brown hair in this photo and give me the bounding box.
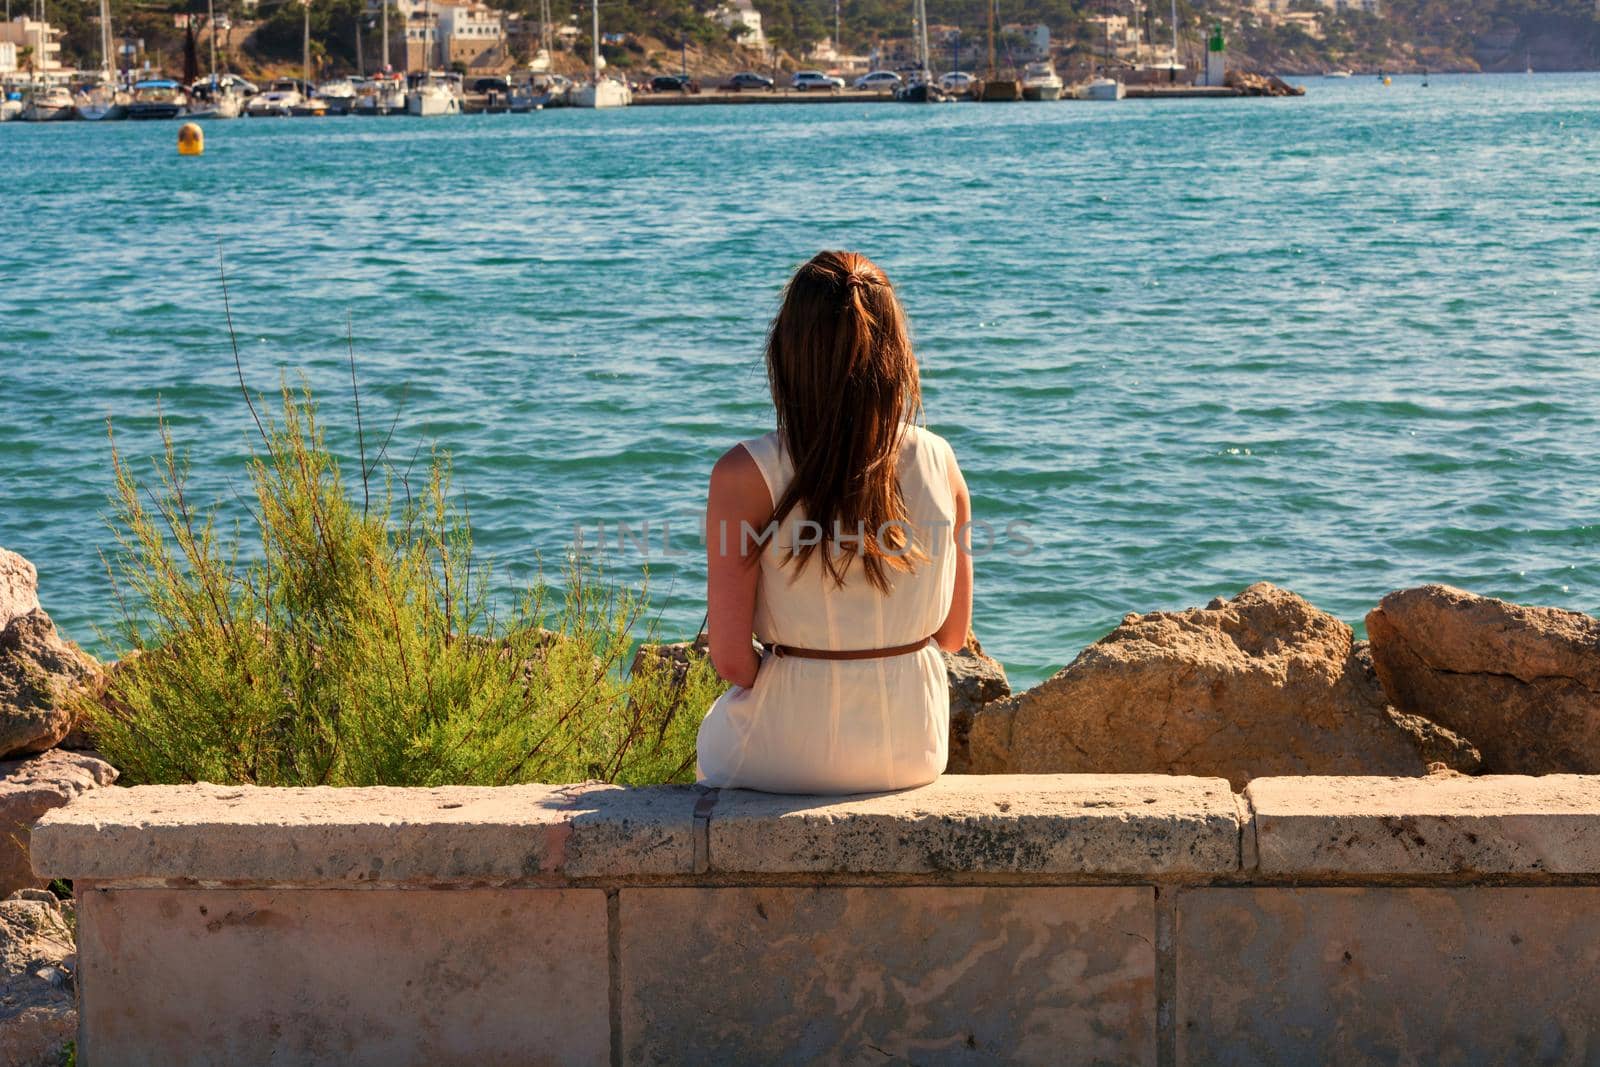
[764,250,926,592]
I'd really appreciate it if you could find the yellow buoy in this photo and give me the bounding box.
[1382,76,1392,86]
[177,122,204,156]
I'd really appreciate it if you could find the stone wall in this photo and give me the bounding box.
[30,772,1600,1066]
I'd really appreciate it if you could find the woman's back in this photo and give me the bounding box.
[746,425,957,652]
[696,425,959,794]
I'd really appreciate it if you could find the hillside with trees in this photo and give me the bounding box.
[43,0,1600,79]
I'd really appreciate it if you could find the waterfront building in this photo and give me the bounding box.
[710,0,766,52]
[1250,0,1380,15]
[1085,13,1142,57]
[0,41,14,73]
[1000,23,1051,60]
[379,0,509,71]
[0,17,64,73]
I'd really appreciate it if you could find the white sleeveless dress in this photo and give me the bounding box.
[696,425,959,794]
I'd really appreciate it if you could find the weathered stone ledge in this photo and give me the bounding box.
[1245,773,1600,876]
[32,773,1600,888]
[31,774,1600,1066]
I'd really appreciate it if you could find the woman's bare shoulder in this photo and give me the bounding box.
[710,442,768,496]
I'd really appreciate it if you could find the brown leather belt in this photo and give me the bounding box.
[768,636,936,660]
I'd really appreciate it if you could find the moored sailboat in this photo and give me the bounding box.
[187,0,242,118]
[76,0,129,120]
[975,0,1021,100]
[572,0,630,107]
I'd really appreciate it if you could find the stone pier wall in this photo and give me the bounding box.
[30,773,1600,1066]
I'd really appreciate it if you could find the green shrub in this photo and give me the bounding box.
[84,383,722,788]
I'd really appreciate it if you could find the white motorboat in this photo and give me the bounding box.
[354,73,407,115]
[572,0,630,108]
[126,79,189,119]
[521,73,573,109]
[21,84,77,121]
[1078,76,1126,100]
[1021,61,1064,101]
[0,96,22,122]
[317,78,358,114]
[1325,69,1353,78]
[406,72,461,116]
[245,79,306,117]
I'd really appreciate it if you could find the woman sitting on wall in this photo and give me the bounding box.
[696,250,973,795]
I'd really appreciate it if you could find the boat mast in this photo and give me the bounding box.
[590,0,599,82]
[913,0,929,75]
[1169,0,1177,67]
[98,0,112,78]
[207,0,217,82]
[302,0,311,89]
[380,0,389,70]
[985,0,994,79]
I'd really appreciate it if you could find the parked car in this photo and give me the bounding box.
[853,70,903,91]
[650,74,701,93]
[723,71,775,91]
[791,69,844,91]
[938,70,976,94]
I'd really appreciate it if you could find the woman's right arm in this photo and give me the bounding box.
[933,448,973,653]
[705,444,770,688]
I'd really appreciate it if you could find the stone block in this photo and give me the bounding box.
[710,774,1241,876]
[620,886,1155,1065]
[1176,887,1600,1065]
[77,887,609,1066]
[1246,774,1600,875]
[32,780,698,883]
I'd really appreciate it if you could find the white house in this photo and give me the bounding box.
[0,41,14,72]
[0,17,64,72]
[379,0,506,70]
[711,0,765,51]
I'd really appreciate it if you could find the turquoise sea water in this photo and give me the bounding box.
[2,74,1598,686]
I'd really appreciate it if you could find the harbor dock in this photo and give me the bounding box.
[629,84,1247,107]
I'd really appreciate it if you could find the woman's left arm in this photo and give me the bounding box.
[705,444,770,688]
[933,449,973,652]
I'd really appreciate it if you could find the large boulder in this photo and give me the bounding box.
[0,750,118,899]
[1367,585,1600,773]
[969,583,1479,790]
[943,632,1010,774]
[0,550,40,633]
[0,891,76,1067]
[0,611,100,760]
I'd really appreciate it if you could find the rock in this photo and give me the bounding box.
[1223,69,1306,96]
[969,583,1479,790]
[943,631,1011,774]
[0,750,118,899]
[1367,586,1600,773]
[630,634,711,691]
[0,550,40,633]
[0,891,76,1067]
[0,610,101,760]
